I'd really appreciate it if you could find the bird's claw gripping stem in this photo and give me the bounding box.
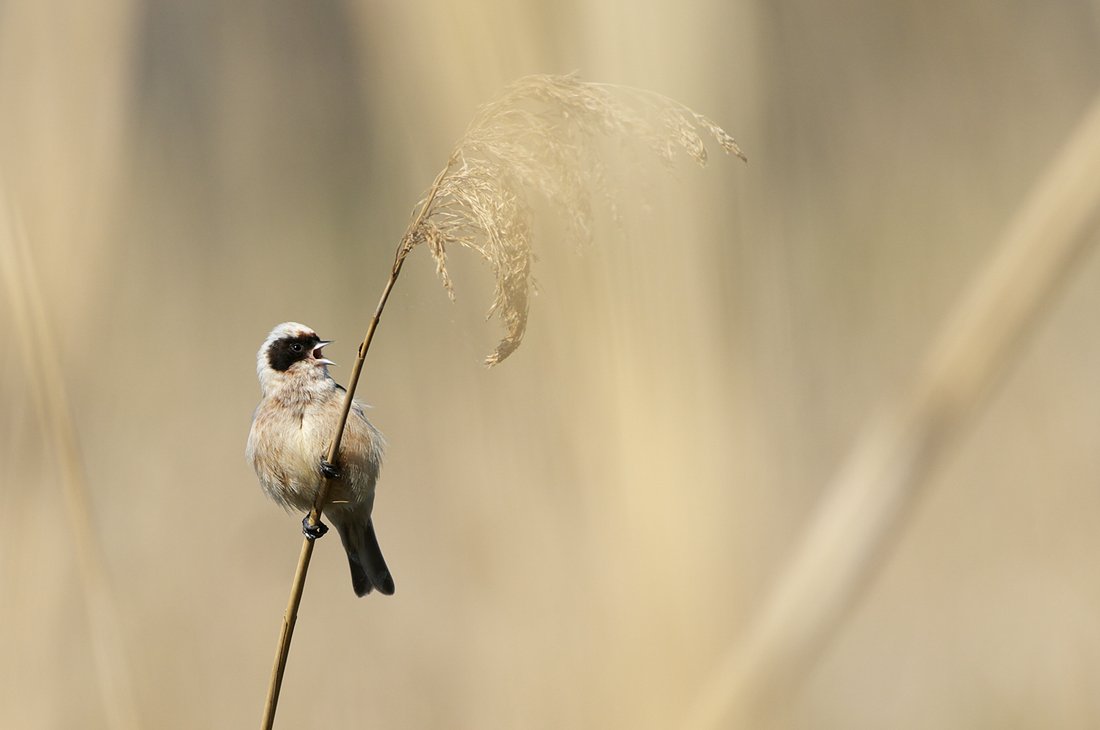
[305,457,338,539]
[320,458,341,480]
[302,515,329,540]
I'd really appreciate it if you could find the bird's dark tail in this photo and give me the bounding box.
[331,512,395,597]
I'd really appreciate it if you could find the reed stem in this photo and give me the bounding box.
[260,160,453,730]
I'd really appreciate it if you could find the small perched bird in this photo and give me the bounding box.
[247,322,394,596]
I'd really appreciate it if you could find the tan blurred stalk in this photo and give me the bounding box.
[0,0,136,308]
[685,93,1100,728]
[0,189,140,729]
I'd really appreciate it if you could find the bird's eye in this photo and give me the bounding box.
[290,343,304,353]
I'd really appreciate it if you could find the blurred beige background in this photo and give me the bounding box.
[2,1,1100,728]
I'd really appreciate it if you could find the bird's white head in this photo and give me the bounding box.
[256,322,335,396]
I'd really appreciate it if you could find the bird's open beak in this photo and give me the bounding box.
[312,341,335,366]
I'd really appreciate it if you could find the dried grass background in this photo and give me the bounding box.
[2,2,1100,729]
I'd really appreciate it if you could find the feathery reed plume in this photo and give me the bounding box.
[684,92,1100,729]
[263,73,744,728]
[404,73,746,365]
[0,185,141,730]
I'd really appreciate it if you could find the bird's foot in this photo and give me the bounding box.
[302,515,329,540]
[320,458,341,480]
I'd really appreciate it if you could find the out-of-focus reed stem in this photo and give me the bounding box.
[0,188,141,730]
[685,93,1100,728]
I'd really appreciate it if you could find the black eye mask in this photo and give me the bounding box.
[267,335,319,372]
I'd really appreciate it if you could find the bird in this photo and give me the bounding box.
[247,322,395,596]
